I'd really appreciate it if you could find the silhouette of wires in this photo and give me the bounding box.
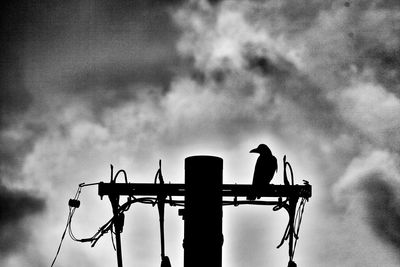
[52,157,311,267]
[50,183,83,267]
[64,194,183,248]
[274,156,309,266]
[51,163,185,267]
[292,197,307,258]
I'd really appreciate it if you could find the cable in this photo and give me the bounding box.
[51,166,179,266]
[113,169,128,183]
[81,197,160,247]
[50,185,82,267]
[50,208,72,267]
[292,197,307,256]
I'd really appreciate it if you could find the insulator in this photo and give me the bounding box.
[68,199,80,208]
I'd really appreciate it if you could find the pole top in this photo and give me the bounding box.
[185,155,223,159]
[185,155,223,171]
[185,155,223,163]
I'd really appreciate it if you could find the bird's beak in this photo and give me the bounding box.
[250,148,258,153]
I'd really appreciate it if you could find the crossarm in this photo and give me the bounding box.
[98,182,311,199]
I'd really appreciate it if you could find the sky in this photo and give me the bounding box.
[1,0,400,266]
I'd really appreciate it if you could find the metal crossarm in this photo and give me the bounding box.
[98,182,312,199]
[222,184,311,198]
[98,182,186,197]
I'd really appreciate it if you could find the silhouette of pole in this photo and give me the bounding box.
[110,195,123,267]
[184,156,223,267]
[288,197,297,265]
[159,199,166,257]
[114,226,123,267]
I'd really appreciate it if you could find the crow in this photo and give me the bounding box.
[247,144,278,200]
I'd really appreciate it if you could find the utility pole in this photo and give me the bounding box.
[184,156,223,267]
[97,155,312,267]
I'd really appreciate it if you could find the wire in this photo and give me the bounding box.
[50,209,71,267]
[50,185,81,267]
[113,169,128,183]
[51,166,181,266]
[292,197,307,256]
[110,227,117,251]
[72,197,161,248]
[275,196,308,259]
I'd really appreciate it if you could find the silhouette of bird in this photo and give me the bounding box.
[247,144,278,200]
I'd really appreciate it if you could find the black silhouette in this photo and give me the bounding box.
[155,160,172,267]
[56,155,312,267]
[247,144,278,200]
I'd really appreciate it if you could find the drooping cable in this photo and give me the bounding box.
[50,210,70,266]
[154,160,172,267]
[292,197,307,257]
[51,162,195,267]
[275,157,309,266]
[50,185,82,267]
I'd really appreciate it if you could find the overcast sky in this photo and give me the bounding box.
[1,0,400,266]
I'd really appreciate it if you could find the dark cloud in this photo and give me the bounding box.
[361,175,400,253]
[0,1,34,128]
[246,55,285,76]
[0,0,181,123]
[69,59,177,112]
[279,0,334,28]
[0,3,47,256]
[0,64,32,128]
[0,124,46,177]
[374,0,400,9]
[243,51,346,138]
[0,183,45,256]
[242,0,335,35]
[0,0,181,263]
[362,47,400,97]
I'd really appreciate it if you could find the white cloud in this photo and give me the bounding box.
[332,81,400,146]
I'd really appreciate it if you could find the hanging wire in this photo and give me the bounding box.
[110,225,117,251]
[275,196,308,259]
[275,156,310,265]
[65,195,163,248]
[50,184,82,267]
[292,197,307,257]
[50,177,141,267]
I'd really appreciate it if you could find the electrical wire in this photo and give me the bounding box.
[292,197,307,257]
[54,165,183,262]
[275,196,308,260]
[113,169,128,183]
[50,185,82,267]
[50,208,72,267]
[67,196,163,248]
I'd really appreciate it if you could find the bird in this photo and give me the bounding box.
[247,144,278,200]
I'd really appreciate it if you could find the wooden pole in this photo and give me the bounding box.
[184,156,223,267]
[110,196,123,267]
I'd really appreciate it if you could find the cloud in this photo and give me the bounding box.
[0,0,180,265]
[1,0,400,266]
[333,149,400,260]
[0,183,45,256]
[172,1,400,265]
[362,176,400,253]
[332,81,400,147]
